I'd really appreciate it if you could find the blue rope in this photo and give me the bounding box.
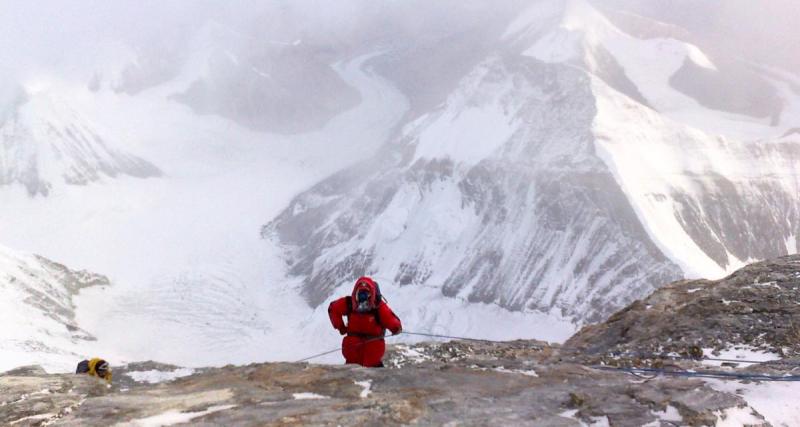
[592,365,800,382]
[295,330,800,382]
[295,335,391,363]
[295,330,518,363]
[605,350,800,367]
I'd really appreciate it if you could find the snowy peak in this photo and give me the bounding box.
[504,0,619,63]
[0,88,160,196]
[504,0,612,41]
[505,0,714,71]
[507,0,789,135]
[407,60,526,166]
[592,76,800,276]
[503,0,729,120]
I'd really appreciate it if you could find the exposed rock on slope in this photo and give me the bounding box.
[0,343,771,427]
[565,255,800,357]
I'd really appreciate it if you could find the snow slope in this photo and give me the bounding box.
[706,378,800,427]
[0,245,109,372]
[0,87,160,196]
[593,78,800,277]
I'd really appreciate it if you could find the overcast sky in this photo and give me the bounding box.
[1,0,797,95]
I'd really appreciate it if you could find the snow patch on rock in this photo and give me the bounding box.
[116,404,237,427]
[125,368,195,384]
[292,393,329,400]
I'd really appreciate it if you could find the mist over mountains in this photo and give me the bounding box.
[0,0,798,368]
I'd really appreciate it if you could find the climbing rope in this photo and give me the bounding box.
[604,350,800,368]
[592,365,800,382]
[295,329,800,382]
[294,335,390,363]
[294,347,348,363]
[294,330,522,363]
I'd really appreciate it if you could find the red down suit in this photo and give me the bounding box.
[328,277,402,367]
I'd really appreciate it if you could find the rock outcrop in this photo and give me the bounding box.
[0,343,774,427]
[565,254,800,358]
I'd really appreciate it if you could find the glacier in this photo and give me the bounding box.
[0,0,798,370]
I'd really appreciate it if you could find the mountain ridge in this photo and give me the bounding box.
[264,0,800,325]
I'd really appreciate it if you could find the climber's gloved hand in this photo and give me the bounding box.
[338,326,347,336]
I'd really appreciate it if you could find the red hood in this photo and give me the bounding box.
[351,276,379,310]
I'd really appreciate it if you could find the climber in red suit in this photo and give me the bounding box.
[328,276,402,367]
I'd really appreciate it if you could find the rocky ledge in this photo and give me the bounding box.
[2,256,800,426]
[565,254,800,358]
[1,343,789,427]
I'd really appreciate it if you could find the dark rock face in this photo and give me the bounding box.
[590,44,652,109]
[669,58,784,123]
[565,255,800,357]
[171,45,361,134]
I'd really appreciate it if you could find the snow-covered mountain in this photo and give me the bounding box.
[264,55,683,322]
[264,0,800,322]
[0,86,160,196]
[1,0,799,370]
[0,245,109,372]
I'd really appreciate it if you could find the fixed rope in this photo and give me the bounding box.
[295,329,800,381]
[604,350,800,367]
[294,335,391,363]
[295,347,347,363]
[592,365,800,382]
[294,330,511,363]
